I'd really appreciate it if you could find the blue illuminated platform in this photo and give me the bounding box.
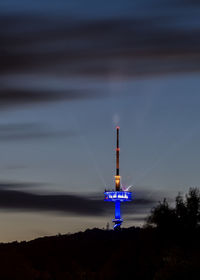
[104,191,132,202]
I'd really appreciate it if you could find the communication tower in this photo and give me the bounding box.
[104,127,132,230]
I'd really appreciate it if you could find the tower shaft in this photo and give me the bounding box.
[113,200,122,230]
[115,127,121,191]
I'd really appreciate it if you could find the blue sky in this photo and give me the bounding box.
[0,0,200,241]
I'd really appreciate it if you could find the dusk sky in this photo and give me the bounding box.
[1,0,200,241]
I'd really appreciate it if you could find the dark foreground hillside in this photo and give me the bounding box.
[0,227,199,280]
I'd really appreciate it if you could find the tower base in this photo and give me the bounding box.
[112,218,123,230]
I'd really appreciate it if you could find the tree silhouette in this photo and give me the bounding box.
[185,188,200,229]
[146,188,200,231]
[175,192,187,229]
[146,198,176,230]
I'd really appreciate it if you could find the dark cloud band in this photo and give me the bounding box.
[1,13,200,78]
[0,88,99,109]
[0,183,158,217]
[0,8,200,110]
[0,123,76,141]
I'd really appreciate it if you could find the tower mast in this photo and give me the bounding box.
[115,126,120,191]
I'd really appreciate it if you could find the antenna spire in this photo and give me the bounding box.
[115,126,120,191]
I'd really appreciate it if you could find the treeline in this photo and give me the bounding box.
[146,187,200,231]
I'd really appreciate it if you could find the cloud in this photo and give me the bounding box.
[0,6,200,111]
[0,189,104,216]
[174,0,200,6]
[0,123,76,141]
[0,88,99,109]
[125,215,148,223]
[1,10,200,80]
[0,183,159,217]
[0,182,36,190]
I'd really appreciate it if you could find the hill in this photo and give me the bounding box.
[0,226,199,280]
